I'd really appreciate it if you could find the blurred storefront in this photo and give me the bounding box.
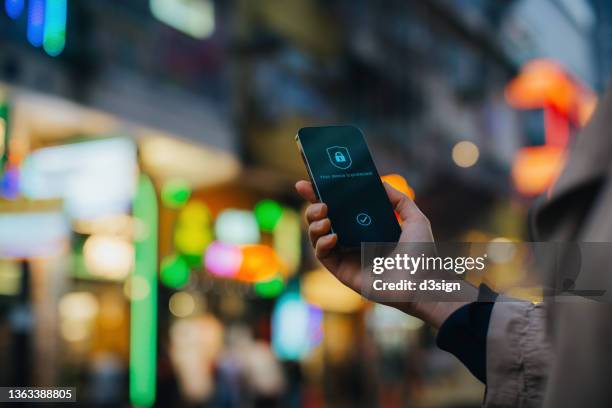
[0,0,609,407]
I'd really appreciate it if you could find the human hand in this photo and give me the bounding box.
[295,179,475,328]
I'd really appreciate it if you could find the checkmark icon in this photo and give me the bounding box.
[356,212,372,226]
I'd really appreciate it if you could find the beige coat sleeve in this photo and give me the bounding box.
[484,299,552,408]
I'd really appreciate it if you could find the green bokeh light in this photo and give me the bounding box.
[161,179,191,209]
[254,275,284,298]
[43,0,67,57]
[160,254,190,289]
[130,174,158,408]
[254,199,283,232]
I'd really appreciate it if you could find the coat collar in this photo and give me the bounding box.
[532,88,612,240]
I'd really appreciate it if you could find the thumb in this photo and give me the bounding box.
[383,182,427,224]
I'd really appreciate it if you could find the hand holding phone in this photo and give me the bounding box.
[296,125,402,249]
[295,178,456,327]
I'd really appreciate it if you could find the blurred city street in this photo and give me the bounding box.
[0,0,610,406]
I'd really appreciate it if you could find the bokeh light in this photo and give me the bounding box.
[58,292,99,343]
[0,261,21,296]
[160,254,190,289]
[169,292,196,318]
[84,234,134,280]
[5,0,24,20]
[215,209,260,245]
[254,199,283,232]
[301,268,364,313]
[254,275,284,298]
[381,173,415,200]
[272,292,322,360]
[59,291,100,321]
[512,145,565,196]
[204,241,242,278]
[174,201,213,263]
[123,274,151,302]
[161,179,191,209]
[452,141,480,168]
[237,244,284,283]
[43,0,67,56]
[27,0,45,47]
[272,209,301,277]
[169,316,224,402]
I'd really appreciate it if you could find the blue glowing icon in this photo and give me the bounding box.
[326,146,352,170]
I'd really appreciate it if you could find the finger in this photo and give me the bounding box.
[295,180,318,203]
[383,182,425,223]
[315,233,337,259]
[305,203,327,223]
[308,218,331,247]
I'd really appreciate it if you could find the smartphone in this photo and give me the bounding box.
[296,125,402,250]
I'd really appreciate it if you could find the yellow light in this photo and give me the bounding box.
[99,293,125,330]
[60,320,91,342]
[58,292,99,342]
[273,209,301,277]
[174,226,213,257]
[174,201,213,258]
[0,261,21,296]
[452,141,479,168]
[301,268,364,313]
[72,214,134,236]
[123,275,151,301]
[59,292,99,320]
[84,235,134,280]
[178,201,211,225]
[169,292,196,318]
[139,135,240,190]
[487,237,517,263]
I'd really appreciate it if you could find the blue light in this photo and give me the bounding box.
[27,0,45,47]
[5,0,24,19]
[272,292,322,360]
[43,0,67,56]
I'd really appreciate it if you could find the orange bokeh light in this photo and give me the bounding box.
[511,145,566,196]
[236,244,285,283]
[505,58,597,126]
[505,59,575,114]
[381,174,415,200]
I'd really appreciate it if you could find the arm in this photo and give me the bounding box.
[296,180,552,407]
[484,298,551,407]
[437,290,552,407]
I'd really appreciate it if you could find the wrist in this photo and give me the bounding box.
[395,283,479,329]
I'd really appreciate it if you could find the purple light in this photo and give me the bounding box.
[308,305,323,346]
[204,241,242,278]
[1,166,19,200]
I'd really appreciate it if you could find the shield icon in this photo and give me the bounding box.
[326,146,352,170]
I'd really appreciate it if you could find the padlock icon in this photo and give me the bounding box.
[327,146,351,169]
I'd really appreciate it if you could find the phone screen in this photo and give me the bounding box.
[297,125,401,249]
